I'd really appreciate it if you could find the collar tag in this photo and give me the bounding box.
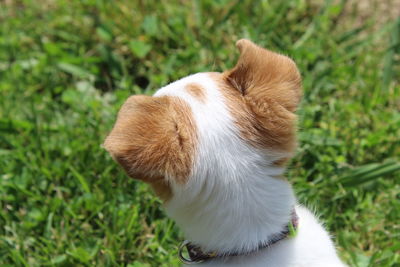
[288,220,298,238]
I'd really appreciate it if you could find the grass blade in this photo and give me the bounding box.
[69,165,91,194]
[338,160,400,187]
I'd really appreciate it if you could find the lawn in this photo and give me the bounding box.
[0,1,399,266]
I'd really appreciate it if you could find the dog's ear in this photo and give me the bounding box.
[103,95,196,187]
[225,39,302,113]
[223,39,302,155]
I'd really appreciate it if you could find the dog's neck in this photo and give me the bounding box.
[159,73,296,254]
[165,165,295,254]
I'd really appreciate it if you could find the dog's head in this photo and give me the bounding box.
[104,39,301,202]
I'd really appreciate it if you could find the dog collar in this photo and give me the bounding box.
[178,210,299,264]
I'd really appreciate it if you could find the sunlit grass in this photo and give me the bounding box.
[0,1,399,266]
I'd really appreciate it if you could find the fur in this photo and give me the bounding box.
[104,39,346,266]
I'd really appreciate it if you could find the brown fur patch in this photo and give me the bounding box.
[150,179,173,201]
[210,72,297,154]
[103,95,197,201]
[208,39,302,161]
[226,39,302,113]
[272,157,291,167]
[185,83,206,103]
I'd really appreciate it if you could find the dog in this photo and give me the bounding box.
[104,39,346,267]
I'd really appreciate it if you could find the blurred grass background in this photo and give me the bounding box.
[0,0,399,266]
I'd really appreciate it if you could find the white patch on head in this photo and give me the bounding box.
[154,73,209,103]
[154,73,294,253]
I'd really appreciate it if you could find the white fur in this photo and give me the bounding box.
[155,73,346,266]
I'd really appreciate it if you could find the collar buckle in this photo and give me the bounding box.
[179,240,206,265]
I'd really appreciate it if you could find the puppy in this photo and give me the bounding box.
[104,39,346,267]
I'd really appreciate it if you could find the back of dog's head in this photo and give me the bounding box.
[104,39,302,201]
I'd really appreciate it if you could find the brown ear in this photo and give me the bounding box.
[103,95,196,186]
[221,40,302,155]
[225,39,302,113]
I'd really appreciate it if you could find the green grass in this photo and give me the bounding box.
[0,1,399,266]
